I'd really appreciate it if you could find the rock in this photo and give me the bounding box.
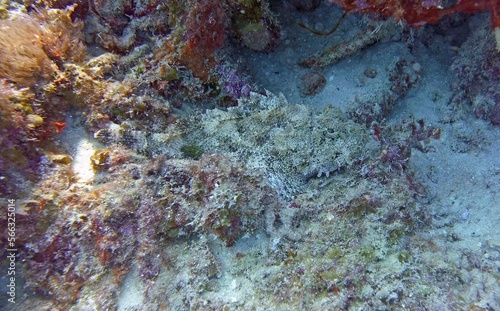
[364,68,377,78]
[299,71,326,96]
[26,114,44,127]
[240,23,273,52]
[48,153,73,165]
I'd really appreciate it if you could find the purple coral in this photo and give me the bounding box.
[215,65,251,100]
[363,119,441,195]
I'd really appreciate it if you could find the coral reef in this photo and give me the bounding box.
[364,118,441,196]
[450,17,500,125]
[2,144,279,309]
[1,1,499,310]
[81,0,279,103]
[349,58,422,125]
[2,87,448,309]
[0,5,89,196]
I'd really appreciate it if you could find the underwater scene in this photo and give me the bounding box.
[1,0,499,310]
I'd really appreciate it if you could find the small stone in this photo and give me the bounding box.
[48,153,73,165]
[364,68,377,78]
[240,23,272,52]
[412,62,422,73]
[447,232,461,242]
[26,114,44,127]
[299,71,326,96]
[91,149,110,170]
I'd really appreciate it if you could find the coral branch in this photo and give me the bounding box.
[299,20,394,68]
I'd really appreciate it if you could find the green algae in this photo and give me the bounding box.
[180,142,204,159]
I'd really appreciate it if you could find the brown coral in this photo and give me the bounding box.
[0,6,86,87]
[36,6,87,63]
[0,15,55,87]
